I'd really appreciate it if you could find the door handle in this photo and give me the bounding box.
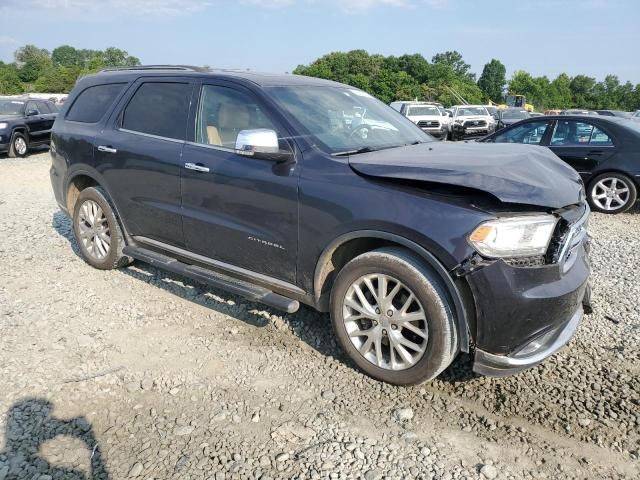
[97,145,118,154]
[185,162,210,173]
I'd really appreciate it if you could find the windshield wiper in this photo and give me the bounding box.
[332,146,380,157]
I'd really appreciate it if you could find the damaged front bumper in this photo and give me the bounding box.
[473,304,583,377]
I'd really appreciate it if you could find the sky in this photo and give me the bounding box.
[0,0,639,83]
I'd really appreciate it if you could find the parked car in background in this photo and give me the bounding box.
[449,105,496,140]
[561,109,598,115]
[392,102,448,140]
[0,97,58,157]
[595,110,632,118]
[51,66,591,384]
[496,108,530,130]
[484,105,500,121]
[480,115,640,213]
[529,112,543,117]
[634,110,640,117]
[544,109,562,115]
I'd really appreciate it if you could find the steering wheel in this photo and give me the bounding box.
[350,124,371,140]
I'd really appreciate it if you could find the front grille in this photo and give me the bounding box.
[418,120,440,128]
[464,120,487,128]
[547,203,590,272]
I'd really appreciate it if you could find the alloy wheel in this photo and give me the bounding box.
[591,177,630,211]
[77,200,111,260]
[342,273,428,371]
[14,137,27,155]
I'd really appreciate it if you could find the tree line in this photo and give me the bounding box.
[0,44,140,95]
[294,50,640,111]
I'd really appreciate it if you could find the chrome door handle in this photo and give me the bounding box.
[185,162,210,173]
[97,145,118,154]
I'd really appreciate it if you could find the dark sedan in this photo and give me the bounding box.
[479,115,640,214]
[496,108,530,131]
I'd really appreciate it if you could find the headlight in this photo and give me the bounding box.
[469,215,557,258]
[0,122,8,130]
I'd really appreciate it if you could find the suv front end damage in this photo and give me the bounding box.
[456,202,591,376]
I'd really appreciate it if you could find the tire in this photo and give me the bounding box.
[330,247,458,385]
[72,186,131,270]
[587,172,637,214]
[7,132,28,158]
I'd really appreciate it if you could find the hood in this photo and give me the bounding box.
[0,114,20,122]
[457,115,490,120]
[407,115,442,121]
[348,142,583,209]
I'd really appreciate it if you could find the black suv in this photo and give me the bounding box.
[0,97,58,157]
[50,66,591,385]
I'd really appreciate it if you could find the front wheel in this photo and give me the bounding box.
[330,247,458,385]
[587,172,637,214]
[8,132,28,158]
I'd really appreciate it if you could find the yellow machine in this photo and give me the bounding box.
[498,95,534,112]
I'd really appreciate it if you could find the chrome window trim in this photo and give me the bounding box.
[117,128,185,144]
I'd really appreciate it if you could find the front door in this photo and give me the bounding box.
[24,101,49,143]
[547,119,616,174]
[94,79,194,247]
[180,82,299,284]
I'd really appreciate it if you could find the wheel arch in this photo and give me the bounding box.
[587,169,640,188]
[64,168,132,243]
[313,230,471,353]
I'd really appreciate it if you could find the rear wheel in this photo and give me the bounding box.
[72,186,130,270]
[587,172,637,214]
[330,247,458,385]
[8,132,28,158]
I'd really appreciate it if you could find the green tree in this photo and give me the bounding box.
[431,51,475,81]
[14,44,51,83]
[477,59,506,103]
[0,64,24,94]
[546,73,572,109]
[52,45,82,68]
[569,75,596,108]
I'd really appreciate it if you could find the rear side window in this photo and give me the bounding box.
[67,83,126,123]
[121,82,191,140]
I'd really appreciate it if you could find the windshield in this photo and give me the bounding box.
[457,107,487,116]
[268,86,431,154]
[501,109,529,119]
[0,99,25,116]
[407,106,441,116]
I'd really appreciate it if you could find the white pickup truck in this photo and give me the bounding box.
[390,101,449,140]
[449,105,496,141]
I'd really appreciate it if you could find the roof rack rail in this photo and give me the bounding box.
[99,65,210,73]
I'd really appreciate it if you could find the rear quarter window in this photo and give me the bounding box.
[66,83,127,123]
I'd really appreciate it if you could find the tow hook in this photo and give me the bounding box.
[451,253,490,277]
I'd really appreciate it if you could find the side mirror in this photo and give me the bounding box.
[235,129,292,163]
[26,109,39,116]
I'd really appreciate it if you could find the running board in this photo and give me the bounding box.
[122,246,300,313]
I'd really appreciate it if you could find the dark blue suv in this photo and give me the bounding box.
[50,66,591,384]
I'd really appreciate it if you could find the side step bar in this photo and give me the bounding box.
[122,246,300,313]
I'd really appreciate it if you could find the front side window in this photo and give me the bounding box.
[195,85,280,149]
[493,120,551,145]
[26,101,40,115]
[122,82,191,140]
[67,83,126,123]
[268,86,430,154]
[550,121,594,146]
[36,101,51,114]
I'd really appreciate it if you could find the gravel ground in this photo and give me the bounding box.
[0,151,638,480]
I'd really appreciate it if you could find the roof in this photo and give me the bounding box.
[87,65,347,88]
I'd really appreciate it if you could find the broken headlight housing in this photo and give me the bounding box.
[469,215,558,258]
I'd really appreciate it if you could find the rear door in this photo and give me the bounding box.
[94,78,194,247]
[546,119,616,174]
[180,81,299,283]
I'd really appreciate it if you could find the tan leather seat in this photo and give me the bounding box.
[217,103,250,148]
[206,126,222,146]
